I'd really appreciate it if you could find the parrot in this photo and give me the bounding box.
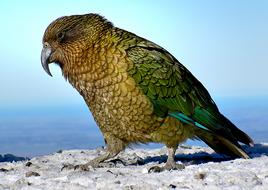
[41,13,253,171]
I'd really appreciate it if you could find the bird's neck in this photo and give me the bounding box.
[62,32,130,105]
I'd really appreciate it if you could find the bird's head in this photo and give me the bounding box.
[41,13,113,76]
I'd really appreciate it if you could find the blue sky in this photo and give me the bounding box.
[0,0,267,108]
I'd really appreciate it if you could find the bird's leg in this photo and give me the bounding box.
[149,146,185,173]
[73,135,126,171]
[164,146,185,170]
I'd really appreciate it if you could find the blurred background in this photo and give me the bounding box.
[0,0,267,157]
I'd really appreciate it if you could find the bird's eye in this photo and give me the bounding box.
[57,31,65,42]
[43,42,49,48]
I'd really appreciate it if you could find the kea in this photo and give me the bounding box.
[41,13,254,171]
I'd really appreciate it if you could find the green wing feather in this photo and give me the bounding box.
[125,36,253,150]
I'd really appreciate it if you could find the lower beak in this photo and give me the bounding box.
[41,46,53,76]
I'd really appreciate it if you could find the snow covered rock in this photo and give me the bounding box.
[0,144,268,190]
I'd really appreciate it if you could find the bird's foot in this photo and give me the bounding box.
[148,162,185,173]
[164,162,185,170]
[61,158,126,171]
[95,158,126,168]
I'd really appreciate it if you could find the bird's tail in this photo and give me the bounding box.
[219,113,254,147]
[191,107,254,147]
[170,110,253,158]
[194,128,250,159]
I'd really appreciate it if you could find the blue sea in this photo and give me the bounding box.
[0,97,267,157]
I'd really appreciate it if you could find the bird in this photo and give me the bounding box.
[41,13,254,171]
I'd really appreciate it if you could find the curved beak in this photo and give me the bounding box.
[41,45,53,77]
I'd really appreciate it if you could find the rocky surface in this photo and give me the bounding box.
[0,144,268,190]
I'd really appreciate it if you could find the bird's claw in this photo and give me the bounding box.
[165,162,185,170]
[148,163,185,173]
[61,158,129,172]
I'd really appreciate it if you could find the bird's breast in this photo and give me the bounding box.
[67,44,164,143]
[75,69,162,142]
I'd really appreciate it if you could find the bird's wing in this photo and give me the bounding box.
[126,40,218,126]
[126,39,253,146]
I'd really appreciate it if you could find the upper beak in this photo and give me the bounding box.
[41,43,53,77]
